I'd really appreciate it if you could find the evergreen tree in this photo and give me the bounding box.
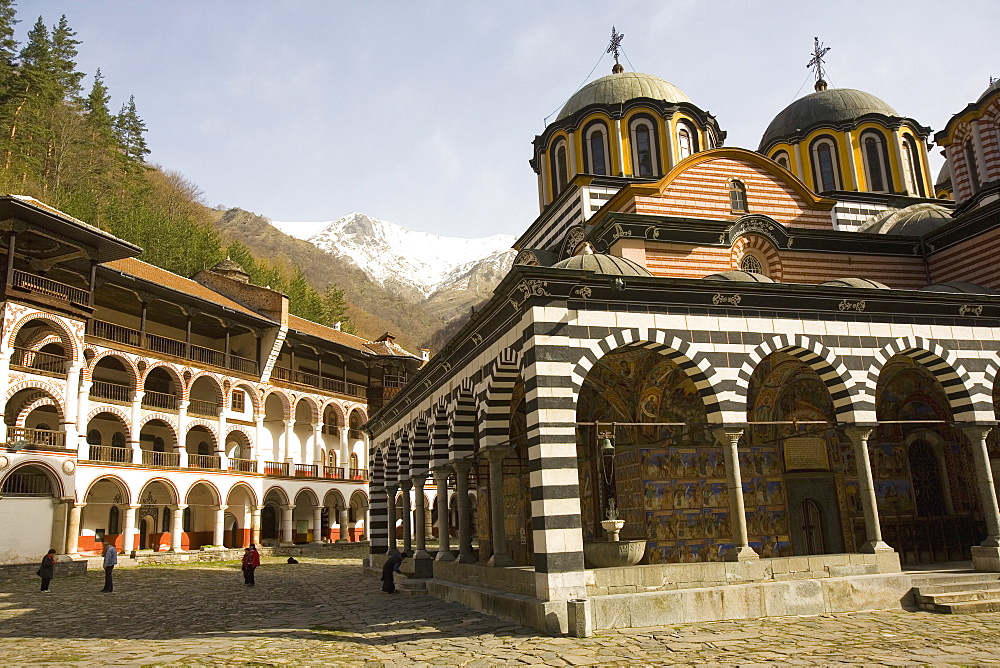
[114,94,148,166]
[0,0,19,102]
[50,15,83,101]
[322,284,354,332]
[83,69,113,139]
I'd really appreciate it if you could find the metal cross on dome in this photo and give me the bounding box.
[607,26,625,65]
[807,36,831,84]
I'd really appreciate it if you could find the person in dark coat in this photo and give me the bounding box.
[101,542,117,592]
[241,544,260,586]
[37,549,56,593]
[380,551,408,593]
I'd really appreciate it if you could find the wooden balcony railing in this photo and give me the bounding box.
[188,454,220,469]
[264,461,289,476]
[11,347,68,375]
[88,320,259,376]
[322,466,345,480]
[294,463,318,477]
[12,269,90,306]
[188,399,219,418]
[142,450,179,467]
[229,457,258,473]
[142,389,177,411]
[89,445,131,463]
[271,366,366,398]
[7,426,66,449]
[349,468,367,480]
[91,380,132,403]
[323,424,341,436]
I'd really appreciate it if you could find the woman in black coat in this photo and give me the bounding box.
[38,549,56,593]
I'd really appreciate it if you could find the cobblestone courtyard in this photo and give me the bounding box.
[3,552,1000,665]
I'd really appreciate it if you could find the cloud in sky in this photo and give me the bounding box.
[22,0,1000,237]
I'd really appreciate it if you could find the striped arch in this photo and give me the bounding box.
[86,404,130,425]
[1,459,65,498]
[84,350,140,385]
[14,395,57,427]
[139,362,183,386]
[397,430,412,480]
[185,419,219,440]
[731,233,783,281]
[386,439,399,487]
[410,419,431,477]
[137,477,181,505]
[183,479,222,505]
[321,400,347,426]
[430,400,450,470]
[225,481,259,506]
[572,328,723,423]
[868,336,981,421]
[293,395,321,423]
[293,487,320,507]
[738,334,859,422]
[350,489,369,507]
[479,348,522,449]
[347,405,368,427]
[138,413,178,433]
[231,382,262,415]
[263,485,290,505]
[187,372,224,403]
[323,488,347,509]
[225,424,254,444]
[5,311,81,362]
[449,383,477,461]
[84,474,131,504]
[7,379,65,411]
[261,388,293,420]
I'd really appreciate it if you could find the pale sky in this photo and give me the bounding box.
[23,1,1000,238]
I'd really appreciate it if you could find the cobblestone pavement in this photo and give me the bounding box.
[3,552,1000,666]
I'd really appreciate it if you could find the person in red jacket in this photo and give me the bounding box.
[241,544,260,586]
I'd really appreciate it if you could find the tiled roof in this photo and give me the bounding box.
[287,316,420,358]
[105,257,265,319]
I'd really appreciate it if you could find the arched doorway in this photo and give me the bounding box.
[262,505,279,541]
[0,463,60,561]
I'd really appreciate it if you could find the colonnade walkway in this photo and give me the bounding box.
[2,552,1000,665]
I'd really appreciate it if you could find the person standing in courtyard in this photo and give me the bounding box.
[380,551,408,593]
[37,549,56,593]
[241,544,260,586]
[101,541,117,592]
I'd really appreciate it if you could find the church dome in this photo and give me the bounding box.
[821,278,890,289]
[759,88,899,151]
[857,203,952,236]
[979,79,1000,103]
[552,251,652,276]
[920,282,997,294]
[557,71,691,121]
[703,271,775,283]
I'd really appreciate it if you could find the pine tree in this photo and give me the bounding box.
[322,284,354,332]
[50,15,83,101]
[114,94,149,166]
[84,69,113,139]
[0,0,19,103]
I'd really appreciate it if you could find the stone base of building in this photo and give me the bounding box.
[972,545,1000,572]
[416,552,913,635]
[0,558,88,583]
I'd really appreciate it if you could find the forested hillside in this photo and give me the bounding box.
[0,3,355,333]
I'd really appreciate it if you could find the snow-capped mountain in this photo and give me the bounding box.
[271,213,517,300]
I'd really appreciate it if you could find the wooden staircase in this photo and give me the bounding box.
[910,570,1000,613]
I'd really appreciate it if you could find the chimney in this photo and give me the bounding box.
[420,348,430,362]
[333,321,342,331]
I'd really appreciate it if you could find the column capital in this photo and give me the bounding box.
[281,504,295,511]
[127,504,141,511]
[215,505,228,512]
[172,503,188,511]
[411,473,428,486]
[399,479,413,491]
[452,457,474,473]
[961,424,996,443]
[483,445,512,462]
[712,426,745,447]
[844,425,876,443]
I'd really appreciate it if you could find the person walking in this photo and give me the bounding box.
[37,549,56,593]
[101,541,117,593]
[380,551,408,594]
[241,544,260,586]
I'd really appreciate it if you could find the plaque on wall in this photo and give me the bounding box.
[783,437,830,471]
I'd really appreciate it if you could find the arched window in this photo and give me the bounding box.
[552,140,569,195]
[87,430,102,445]
[328,450,337,468]
[350,452,359,471]
[153,437,165,453]
[861,131,891,193]
[729,180,748,212]
[810,137,841,192]
[108,506,120,535]
[772,151,790,170]
[630,119,658,177]
[162,507,172,533]
[111,432,126,449]
[677,124,695,160]
[198,441,211,456]
[740,254,765,275]
[183,506,192,532]
[584,123,608,176]
[901,135,925,197]
[965,140,980,192]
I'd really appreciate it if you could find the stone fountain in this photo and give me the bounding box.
[583,499,646,568]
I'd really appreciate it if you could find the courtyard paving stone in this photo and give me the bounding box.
[1,553,1000,665]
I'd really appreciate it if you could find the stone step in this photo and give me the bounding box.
[909,572,1000,587]
[914,579,1000,596]
[929,598,1000,614]
[916,589,1000,605]
[397,578,428,596]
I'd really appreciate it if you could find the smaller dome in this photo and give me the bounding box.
[920,282,997,294]
[979,79,1000,103]
[760,88,899,150]
[552,252,652,277]
[935,162,951,188]
[211,256,250,283]
[557,71,691,121]
[821,278,890,289]
[857,203,952,236]
[703,271,774,283]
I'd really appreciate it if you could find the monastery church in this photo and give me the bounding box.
[366,37,1000,634]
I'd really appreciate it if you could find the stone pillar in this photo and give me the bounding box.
[434,470,454,561]
[313,425,323,467]
[340,426,350,477]
[845,426,893,552]
[453,459,476,564]
[254,416,266,471]
[337,505,350,542]
[76,379,91,459]
[713,428,758,561]
[122,504,139,553]
[963,426,1000,571]
[280,504,295,545]
[171,504,187,552]
[130,393,144,465]
[412,474,430,559]
[0,349,9,444]
[485,446,513,567]
[283,420,294,463]
[312,506,323,544]
[250,506,261,546]
[65,502,84,555]
[399,479,413,554]
[177,400,190,468]
[62,364,81,448]
[213,505,227,546]
[386,484,399,556]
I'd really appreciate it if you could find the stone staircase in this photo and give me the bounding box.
[910,570,1000,613]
